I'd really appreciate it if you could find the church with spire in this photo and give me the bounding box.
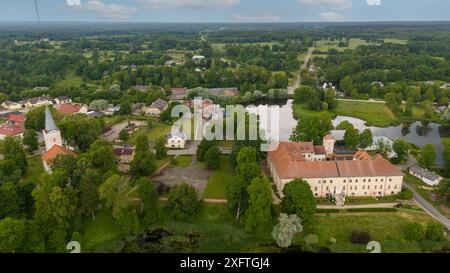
[41,106,75,173]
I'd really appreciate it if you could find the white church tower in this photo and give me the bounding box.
[323,134,335,157]
[43,106,62,151]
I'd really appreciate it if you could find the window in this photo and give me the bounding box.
[315,187,318,191]
[368,179,371,182]
[355,186,358,190]
[363,186,365,190]
[389,178,392,182]
[349,179,352,183]
[368,186,370,190]
[380,185,383,189]
[375,185,377,189]
[330,180,333,183]
[363,179,366,182]
[343,180,346,183]
[343,186,346,190]
[355,179,359,182]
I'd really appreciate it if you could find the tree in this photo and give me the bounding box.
[244,177,273,232]
[442,138,450,177]
[23,129,39,153]
[130,151,157,178]
[25,106,61,131]
[79,168,102,220]
[137,177,159,225]
[165,183,200,221]
[290,116,332,145]
[119,129,129,142]
[0,217,26,253]
[425,222,445,241]
[154,137,167,160]
[135,133,149,152]
[281,179,316,225]
[419,144,436,169]
[392,139,410,162]
[119,100,132,115]
[58,115,102,152]
[205,146,220,170]
[343,127,360,150]
[359,129,373,149]
[0,136,27,175]
[336,120,354,131]
[272,213,303,248]
[196,139,217,162]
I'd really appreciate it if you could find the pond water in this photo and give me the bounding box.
[246,99,444,166]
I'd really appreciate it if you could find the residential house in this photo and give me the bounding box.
[6,113,26,126]
[192,55,205,61]
[101,105,121,116]
[25,96,53,108]
[208,87,240,97]
[268,136,404,198]
[168,88,189,102]
[114,146,135,164]
[409,166,443,186]
[166,133,187,149]
[54,96,72,105]
[1,101,23,111]
[0,125,25,140]
[132,103,146,115]
[145,99,168,116]
[57,104,82,116]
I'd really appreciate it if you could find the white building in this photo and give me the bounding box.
[166,133,187,149]
[1,101,23,111]
[409,166,443,186]
[42,107,62,152]
[268,136,404,198]
[192,55,205,61]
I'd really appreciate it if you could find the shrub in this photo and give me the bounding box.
[404,223,426,241]
[350,231,371,245]
[398,189,414,200]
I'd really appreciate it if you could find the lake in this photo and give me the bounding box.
[247,99,445,166]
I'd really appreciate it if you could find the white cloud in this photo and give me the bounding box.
[66,0,81,6]
[298,0,352,10]
[67,0,138,19]
[136,0,240,9]
[233,13,281,22]
[318,11,348,21]
[367,0,381,6]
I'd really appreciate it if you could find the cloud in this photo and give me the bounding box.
[66,0,81,6]
[318,11,348,21]
[233,13,281,22]
[298,0,352,10]
[367,0,382,6]
[67,0,138,19]
[136,0,240,9]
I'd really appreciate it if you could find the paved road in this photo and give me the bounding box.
[167,143,231,156]
[287,46,314,95]
[403,182,450,230]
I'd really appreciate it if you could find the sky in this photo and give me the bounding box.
[0,0,449,23]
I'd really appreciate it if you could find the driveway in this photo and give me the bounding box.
[403,182,450,230]
[101,120,146,142]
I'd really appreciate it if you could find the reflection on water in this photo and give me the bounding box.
[246,99,444,166]
[332,116,443,166]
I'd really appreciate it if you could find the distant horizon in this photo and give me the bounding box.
[1,20,450,24]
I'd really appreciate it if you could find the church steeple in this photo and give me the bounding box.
[43,106,62,151]
[45,106,58,132]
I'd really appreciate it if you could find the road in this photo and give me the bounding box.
[403,182,450,230]
[317,203,399,210]
[287,46,314,95]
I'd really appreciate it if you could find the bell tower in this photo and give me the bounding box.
[323,134,335,156]
[43,106,62,151]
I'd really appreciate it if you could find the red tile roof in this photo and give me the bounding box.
[0,125,25,137]
[7,114,26,124]
[42,145,76,163]
[269,142,403,179]
[57,104,81,116]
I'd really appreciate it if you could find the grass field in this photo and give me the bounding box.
[171,155,193,168]
[335,100,397,127]
[82,209,121,252]
[203,156,232,199]
[313,210,434,244]
[293,104,336,121]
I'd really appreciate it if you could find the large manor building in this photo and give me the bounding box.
[268,135,404,199]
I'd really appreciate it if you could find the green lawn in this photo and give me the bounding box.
[171,155,193,168]
[53,72,83,89]
[82,209,121,252]
[293,104,336,121]
[203,156,233,199]
[128,123,172,144]
[312,210,436,252]
[335,100,397,127]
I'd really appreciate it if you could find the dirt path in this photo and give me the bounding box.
[288,46,314,95]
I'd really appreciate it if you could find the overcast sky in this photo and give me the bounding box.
[0,0,449,23]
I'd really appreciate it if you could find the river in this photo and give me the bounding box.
[246,99,444,166]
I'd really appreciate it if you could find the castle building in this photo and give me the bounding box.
[268,135,404,199]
